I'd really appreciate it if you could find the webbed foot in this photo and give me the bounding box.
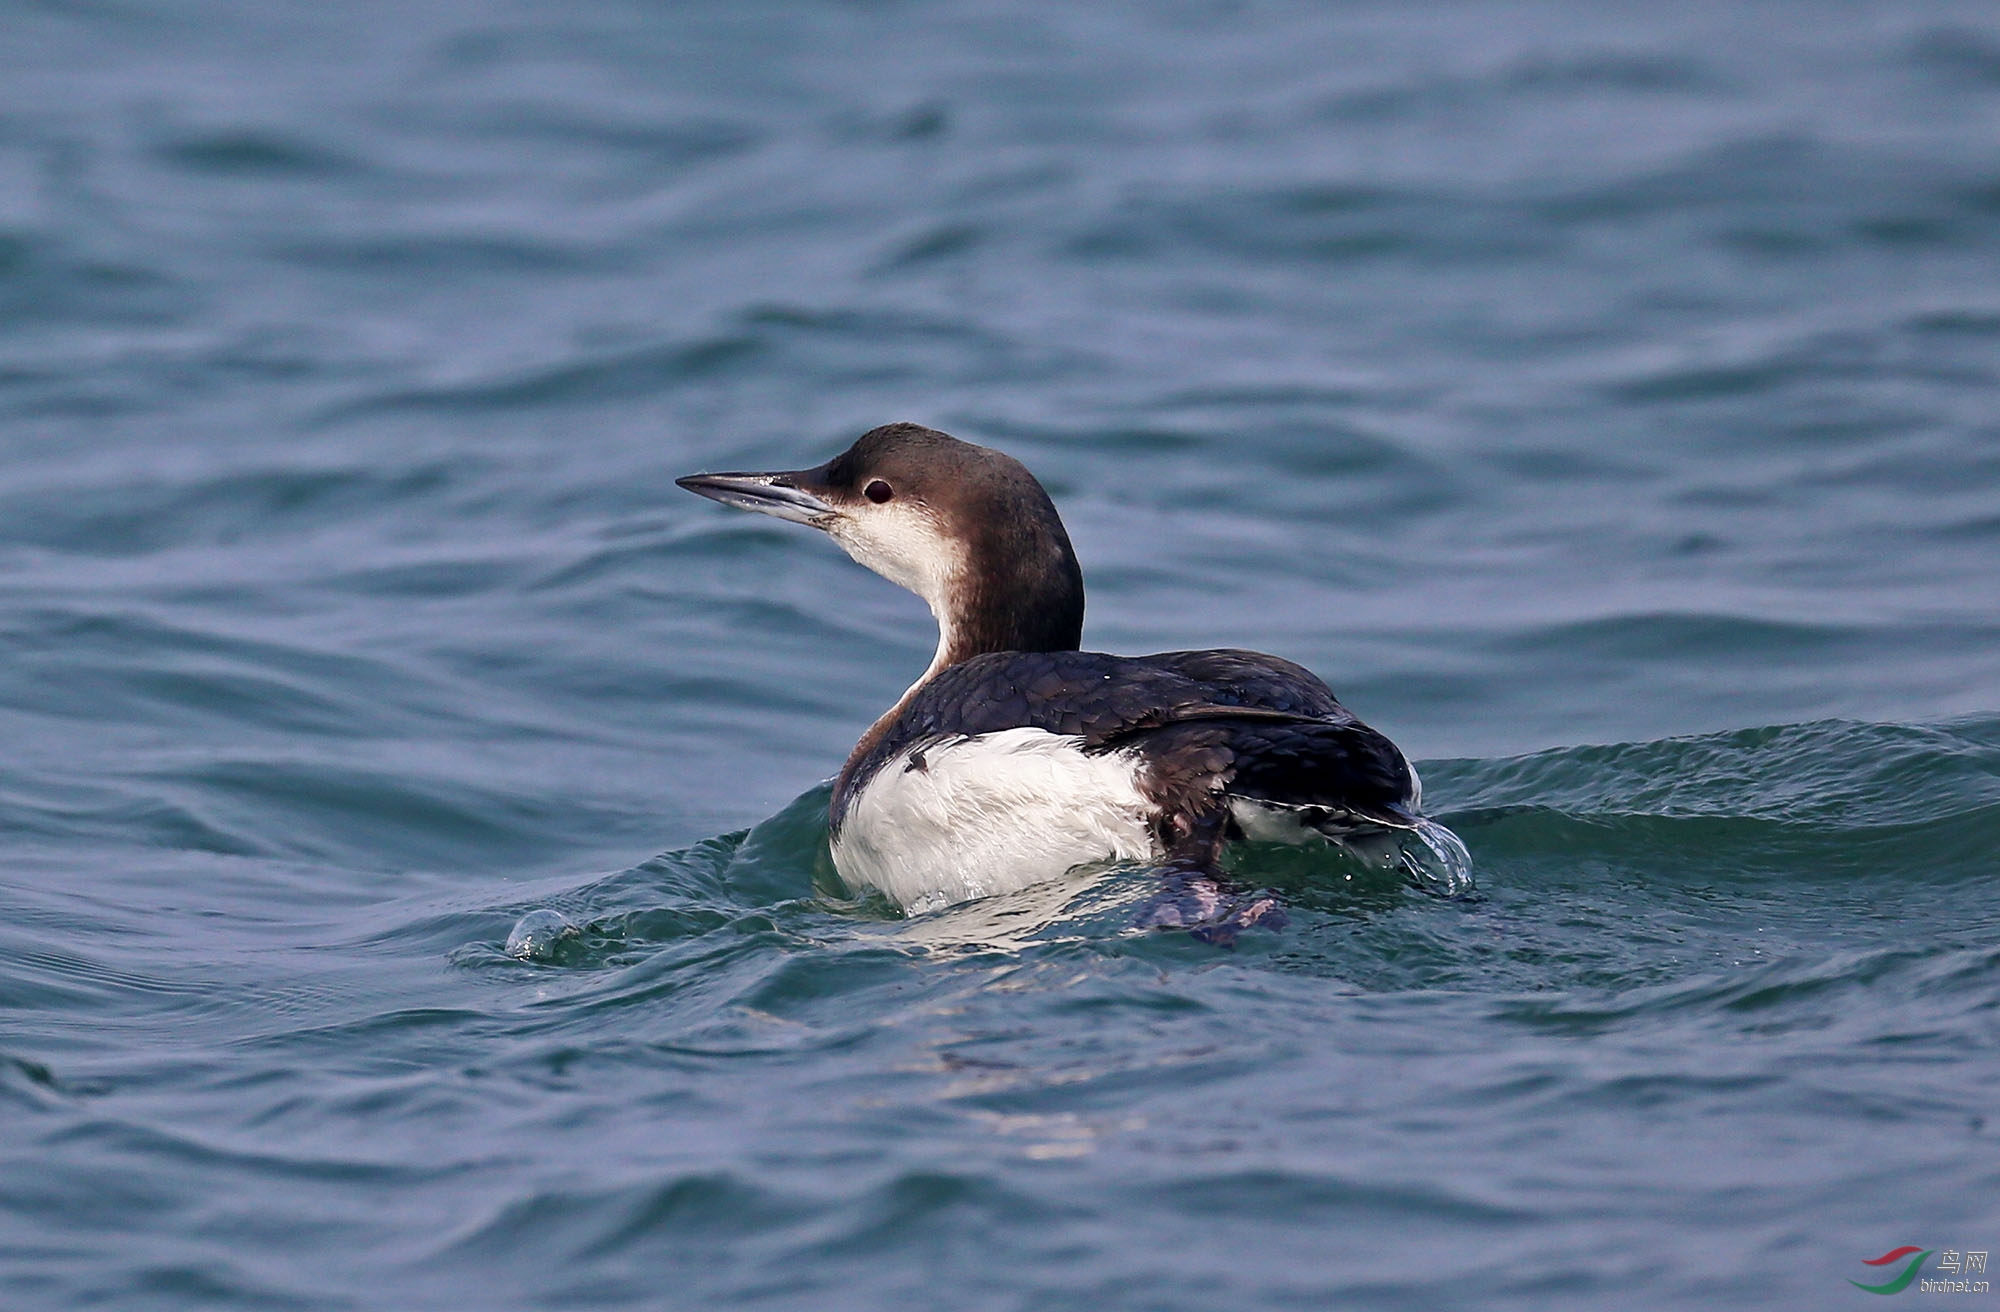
[1134,870,1287,947]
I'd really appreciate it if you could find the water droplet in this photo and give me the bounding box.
[505,909,580,961]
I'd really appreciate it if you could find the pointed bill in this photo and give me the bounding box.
[675,472,837,527]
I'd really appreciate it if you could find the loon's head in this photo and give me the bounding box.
[678,423,1085,669]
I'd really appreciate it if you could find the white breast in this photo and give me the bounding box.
[830,727,1159,913]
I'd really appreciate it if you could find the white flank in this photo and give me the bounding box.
[1229,795,1412,848]
[1227,796,1326,845]
[831,727,1158,912]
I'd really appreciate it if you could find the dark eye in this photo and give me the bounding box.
[864,479,893,504]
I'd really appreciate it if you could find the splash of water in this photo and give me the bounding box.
[1396,818,1477,898]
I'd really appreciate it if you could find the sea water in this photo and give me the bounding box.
[2,2,1998,1307]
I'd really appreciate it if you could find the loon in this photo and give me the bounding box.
[678,423,1470,930]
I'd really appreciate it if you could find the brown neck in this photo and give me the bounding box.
[943,492,1086,659]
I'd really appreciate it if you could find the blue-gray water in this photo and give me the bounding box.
[5,2,2000,1307]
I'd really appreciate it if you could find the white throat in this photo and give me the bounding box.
[826,502,966,703]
